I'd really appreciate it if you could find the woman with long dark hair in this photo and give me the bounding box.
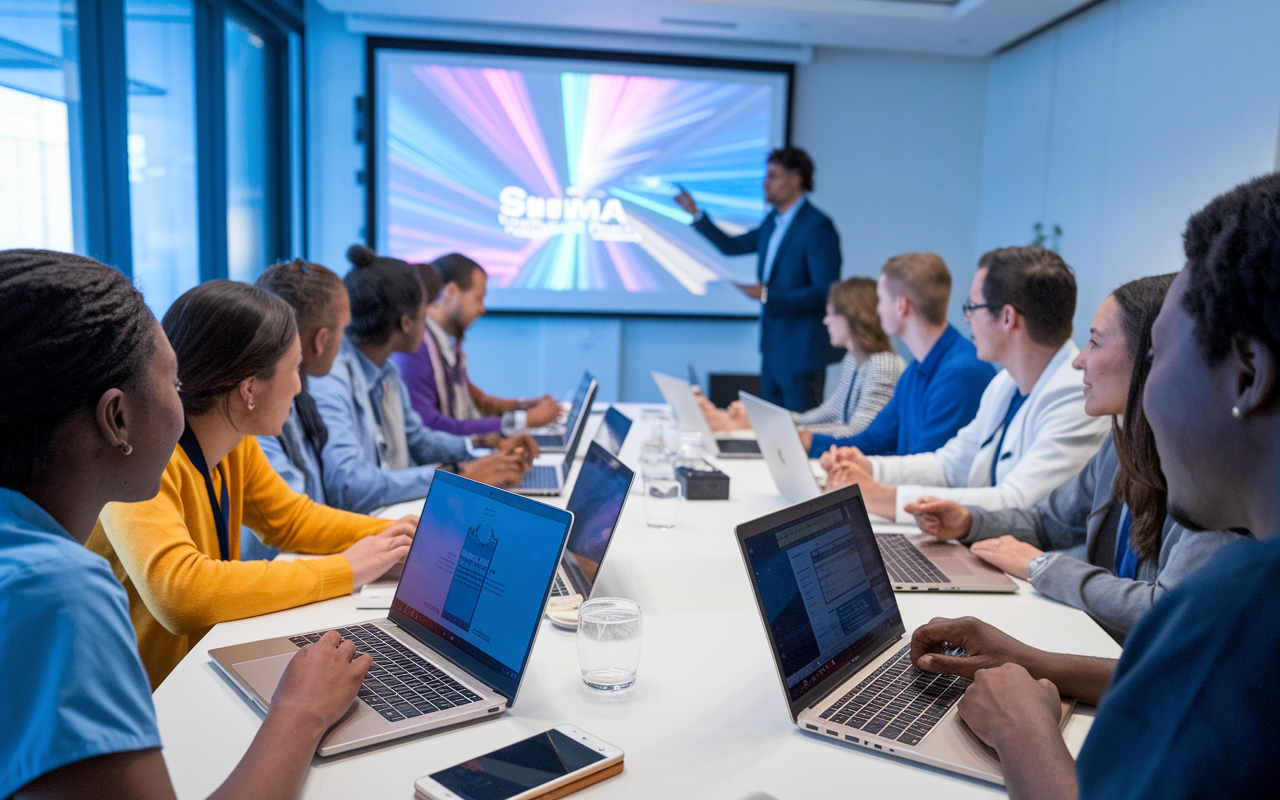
[903,274,1241,641]
[89,280,417,687]
[0,250,369,799]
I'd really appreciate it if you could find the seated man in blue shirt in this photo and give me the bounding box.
[311,246,535,515]
[908,172,1280,800]
[806,252,994,457]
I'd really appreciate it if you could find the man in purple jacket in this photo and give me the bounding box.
[392,254,561,441]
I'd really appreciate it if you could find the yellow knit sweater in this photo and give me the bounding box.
[88,435,388,688]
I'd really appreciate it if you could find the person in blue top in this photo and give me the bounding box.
[675,146,844,412]
[0,249,370,799]
[908,172,1280,799]
[807,252,994,458]
[310,245,536,514]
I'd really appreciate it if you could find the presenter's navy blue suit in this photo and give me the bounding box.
[693,199,843,411]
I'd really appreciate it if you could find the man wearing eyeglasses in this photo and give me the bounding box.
[822,246,1109,524]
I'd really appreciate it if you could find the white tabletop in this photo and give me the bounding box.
[153,404,1122,799]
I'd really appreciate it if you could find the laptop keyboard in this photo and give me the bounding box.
[550,572,570,597]
[290,624,482,723]
[877,534,949,584]
[818,644,970,746]
[520,464,558,490]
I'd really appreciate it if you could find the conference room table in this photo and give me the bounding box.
[153,403,1122,799]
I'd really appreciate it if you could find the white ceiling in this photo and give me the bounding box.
[317,0,1098,58]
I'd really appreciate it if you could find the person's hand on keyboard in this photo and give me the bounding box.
[909,616,1042,680]
[954,663,1063,756]
[342,522,415,587]
[271,630,372,736]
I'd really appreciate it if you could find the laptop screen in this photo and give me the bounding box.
[562,442,634,594]
[591,406,632,456]
[391,472,572,700]
[561,372,593,439]
[740,489,901,704]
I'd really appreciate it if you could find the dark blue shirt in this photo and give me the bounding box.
[808,325,995,457]
[1077,535,1280,798]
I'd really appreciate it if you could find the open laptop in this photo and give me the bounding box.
[735,485,1040,785]
[514,379,597,496]
[652,371,761,459]
[740,392,1016,593]
[592,406,632,457]
[531,372,594,453]
[545,442,634,626]
[210,472,573,756]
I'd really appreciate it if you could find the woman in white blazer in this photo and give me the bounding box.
[824,246,1110,523]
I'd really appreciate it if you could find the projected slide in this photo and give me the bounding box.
[374,48,789,315]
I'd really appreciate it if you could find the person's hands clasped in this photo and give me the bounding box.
[342,520,415,587]
[956,663,1063,754]
[825,459,874,493]
[497,431,539,466]
[695,392,746,432]
[910,616,1043,679]
[523,394,562,429]
[904,497,974,541]
[269,630,372,734]
[969,535,1044,580]
[818,445,871,474]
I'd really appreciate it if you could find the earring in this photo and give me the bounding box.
[248,401,256,411]
[118,442,133,455]
[1232,406,1242,419]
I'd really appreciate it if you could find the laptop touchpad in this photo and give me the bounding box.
[233,652,295,702]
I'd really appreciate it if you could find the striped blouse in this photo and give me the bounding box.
[795,350,905,440]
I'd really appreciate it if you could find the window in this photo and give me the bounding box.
[0,0,82,252]
[126,0,199,314]
[224,14,271,282]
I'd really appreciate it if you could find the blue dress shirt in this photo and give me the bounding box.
[311,339,472,514]
[808,325,995,457]
[0,488,161,798]
[761,196,805,285]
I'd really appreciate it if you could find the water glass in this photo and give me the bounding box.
[644,478,681,528]
[577,597,643,692]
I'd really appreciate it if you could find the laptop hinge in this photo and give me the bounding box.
[801,627,905,714]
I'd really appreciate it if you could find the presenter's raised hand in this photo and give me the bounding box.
[524,394,562,428]
[904,497,973,540]
[674,189,699,216]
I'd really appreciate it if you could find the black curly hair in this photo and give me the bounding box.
[0,249,157,488]
[1182,172,1280,366]
[768,146,815,192]
[344,244,424,345]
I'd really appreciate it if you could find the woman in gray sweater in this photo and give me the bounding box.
[906,274,1242,642]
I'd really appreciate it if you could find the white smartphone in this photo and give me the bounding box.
[414,725,624,800]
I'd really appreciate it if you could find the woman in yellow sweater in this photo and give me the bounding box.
[90,280,417,687]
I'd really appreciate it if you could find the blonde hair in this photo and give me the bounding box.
[880,252,951,325]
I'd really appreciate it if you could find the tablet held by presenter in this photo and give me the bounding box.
[675,147,843,412]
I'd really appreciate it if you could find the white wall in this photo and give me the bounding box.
[304,1,989,400]
[977,0,1280,344]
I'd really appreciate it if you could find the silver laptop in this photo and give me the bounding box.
[740,392,1016,593]
[210,472,573,756]
[514,379,597,496]
[591,406,632,457]
[548,441,634,609]
[652,371,761,459]
[531,372,594,453]
[736,485,1043,785]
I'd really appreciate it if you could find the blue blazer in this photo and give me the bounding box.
[693,200,844,372]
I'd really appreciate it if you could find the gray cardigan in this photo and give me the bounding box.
[965,432,1242,642]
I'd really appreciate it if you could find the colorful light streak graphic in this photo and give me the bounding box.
[382,58,775,311]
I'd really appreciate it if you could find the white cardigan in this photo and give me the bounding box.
[869,342,1110,523]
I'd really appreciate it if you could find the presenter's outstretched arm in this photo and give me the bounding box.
[17,631,370,800]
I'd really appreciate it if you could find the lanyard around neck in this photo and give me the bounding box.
[178,423,231,561]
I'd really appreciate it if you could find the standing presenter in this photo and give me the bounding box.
[675,146,843,411]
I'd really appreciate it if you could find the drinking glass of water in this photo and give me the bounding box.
[577,597,642,692]
[644,478,680,528]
